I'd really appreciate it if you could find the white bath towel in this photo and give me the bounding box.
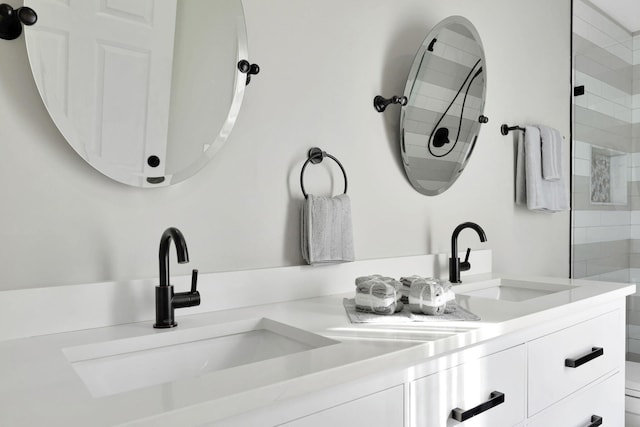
[537,125,562,181]
[301,194,355,264]
[515,127,569,212]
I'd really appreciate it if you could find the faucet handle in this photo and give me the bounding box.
[191,269,198,293]
[173,269,201,310]
[460,248,471,272]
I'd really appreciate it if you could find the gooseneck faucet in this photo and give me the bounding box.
[449,222,487,284]
[154,227,200,328]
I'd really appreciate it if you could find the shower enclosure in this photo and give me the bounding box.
[571,0,640,361]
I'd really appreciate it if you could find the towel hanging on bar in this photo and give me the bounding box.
[299,147,355,265]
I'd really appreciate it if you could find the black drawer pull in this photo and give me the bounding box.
[565,347,604,368]
[586,415,603,427]
[450,391,505,422]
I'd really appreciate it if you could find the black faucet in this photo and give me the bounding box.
[449,222,487,284]
[154,227,200,328]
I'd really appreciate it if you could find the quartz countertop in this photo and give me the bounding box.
[0,273,634,426]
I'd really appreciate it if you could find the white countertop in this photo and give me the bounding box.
[0,273,634,426]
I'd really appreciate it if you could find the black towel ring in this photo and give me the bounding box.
[300,147,348,199]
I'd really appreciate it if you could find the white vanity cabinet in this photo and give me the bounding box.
[410,345,526,427]
[527,309,624,416]
[407,305,624,427]
[211,301,626,427]
[278,385,404,427]
[527,372,623,427]
[210,378,406,427]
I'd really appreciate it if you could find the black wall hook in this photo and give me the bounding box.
[0,4,37,41]
[373,95,407,113]
[238,60,260,86]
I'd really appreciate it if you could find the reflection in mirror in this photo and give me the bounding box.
[25,0,247,187]
[401,16,487,196]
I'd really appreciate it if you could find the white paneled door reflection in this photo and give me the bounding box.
[26,0,177,182]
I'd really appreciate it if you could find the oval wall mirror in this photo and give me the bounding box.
[400,16,487,196]
[25,0,248,187]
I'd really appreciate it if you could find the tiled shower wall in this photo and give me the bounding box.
[572,0,637,282]
[572,0,640,356]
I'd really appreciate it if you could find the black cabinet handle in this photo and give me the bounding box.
[565,347,604,368]
[586,415,603,427]
[450,391,505,422]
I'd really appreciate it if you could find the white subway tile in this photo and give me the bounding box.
[631,211,640,225]
[574,158,590,177]
[632,225,640,239]
[600,211,630,226]
[630,325,640,340]
[629,338,640,354]
[573,210,601,227]
[574,141,591,160]
[586,225,630,243]
[573,227,588,245]
[615,105,632,123]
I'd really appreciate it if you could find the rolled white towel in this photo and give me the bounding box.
[441,280,456,313]
[355,278,402,315]
[407,277,447,315]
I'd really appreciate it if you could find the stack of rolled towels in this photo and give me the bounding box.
[400,276,456,315]
[354,275,403,314]
[354,274,455,316]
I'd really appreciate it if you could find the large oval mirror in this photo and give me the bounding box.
[401,16,487,196]
[25,0,248,187]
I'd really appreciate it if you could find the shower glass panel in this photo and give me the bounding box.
[572,0,639,361]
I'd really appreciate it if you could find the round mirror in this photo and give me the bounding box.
[25,0,248,187]
[400,16,487,196]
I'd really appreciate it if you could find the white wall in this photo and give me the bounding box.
[0,0,570,291]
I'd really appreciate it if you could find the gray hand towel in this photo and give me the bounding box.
[301,194,355,264]
[537,125,562,181]
[515,127,569,213]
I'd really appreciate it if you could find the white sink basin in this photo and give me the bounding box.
[455,278,576,302]
[63,318,337,397]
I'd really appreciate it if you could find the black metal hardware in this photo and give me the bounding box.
[147,156,160,168]
[146,177,165,184]
[427,38,437,52]
[500,124,526,136]
[427,60,483,158]
[154,228,200,328]
[373,95,407,113]
[586,415,603,427]
[451,391,505,422]
[238,59,260,85]
[300,147,348,199]
[459,248,472,271]
[0,4,37,40]
[565,347,604,368]
[574,85,585,97]
[479,115,489,123]
[449,222,487,284]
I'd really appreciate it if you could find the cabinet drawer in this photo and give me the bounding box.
[411,345,525,427]
[527,309,623,415]
[527,372,623,427]
[278,385,403,427]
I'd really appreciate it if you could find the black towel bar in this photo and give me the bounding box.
[500,124,526,135]
[300,147,348,199]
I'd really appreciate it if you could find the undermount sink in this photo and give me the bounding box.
[455,278,576,302]
[63,318,337,398]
